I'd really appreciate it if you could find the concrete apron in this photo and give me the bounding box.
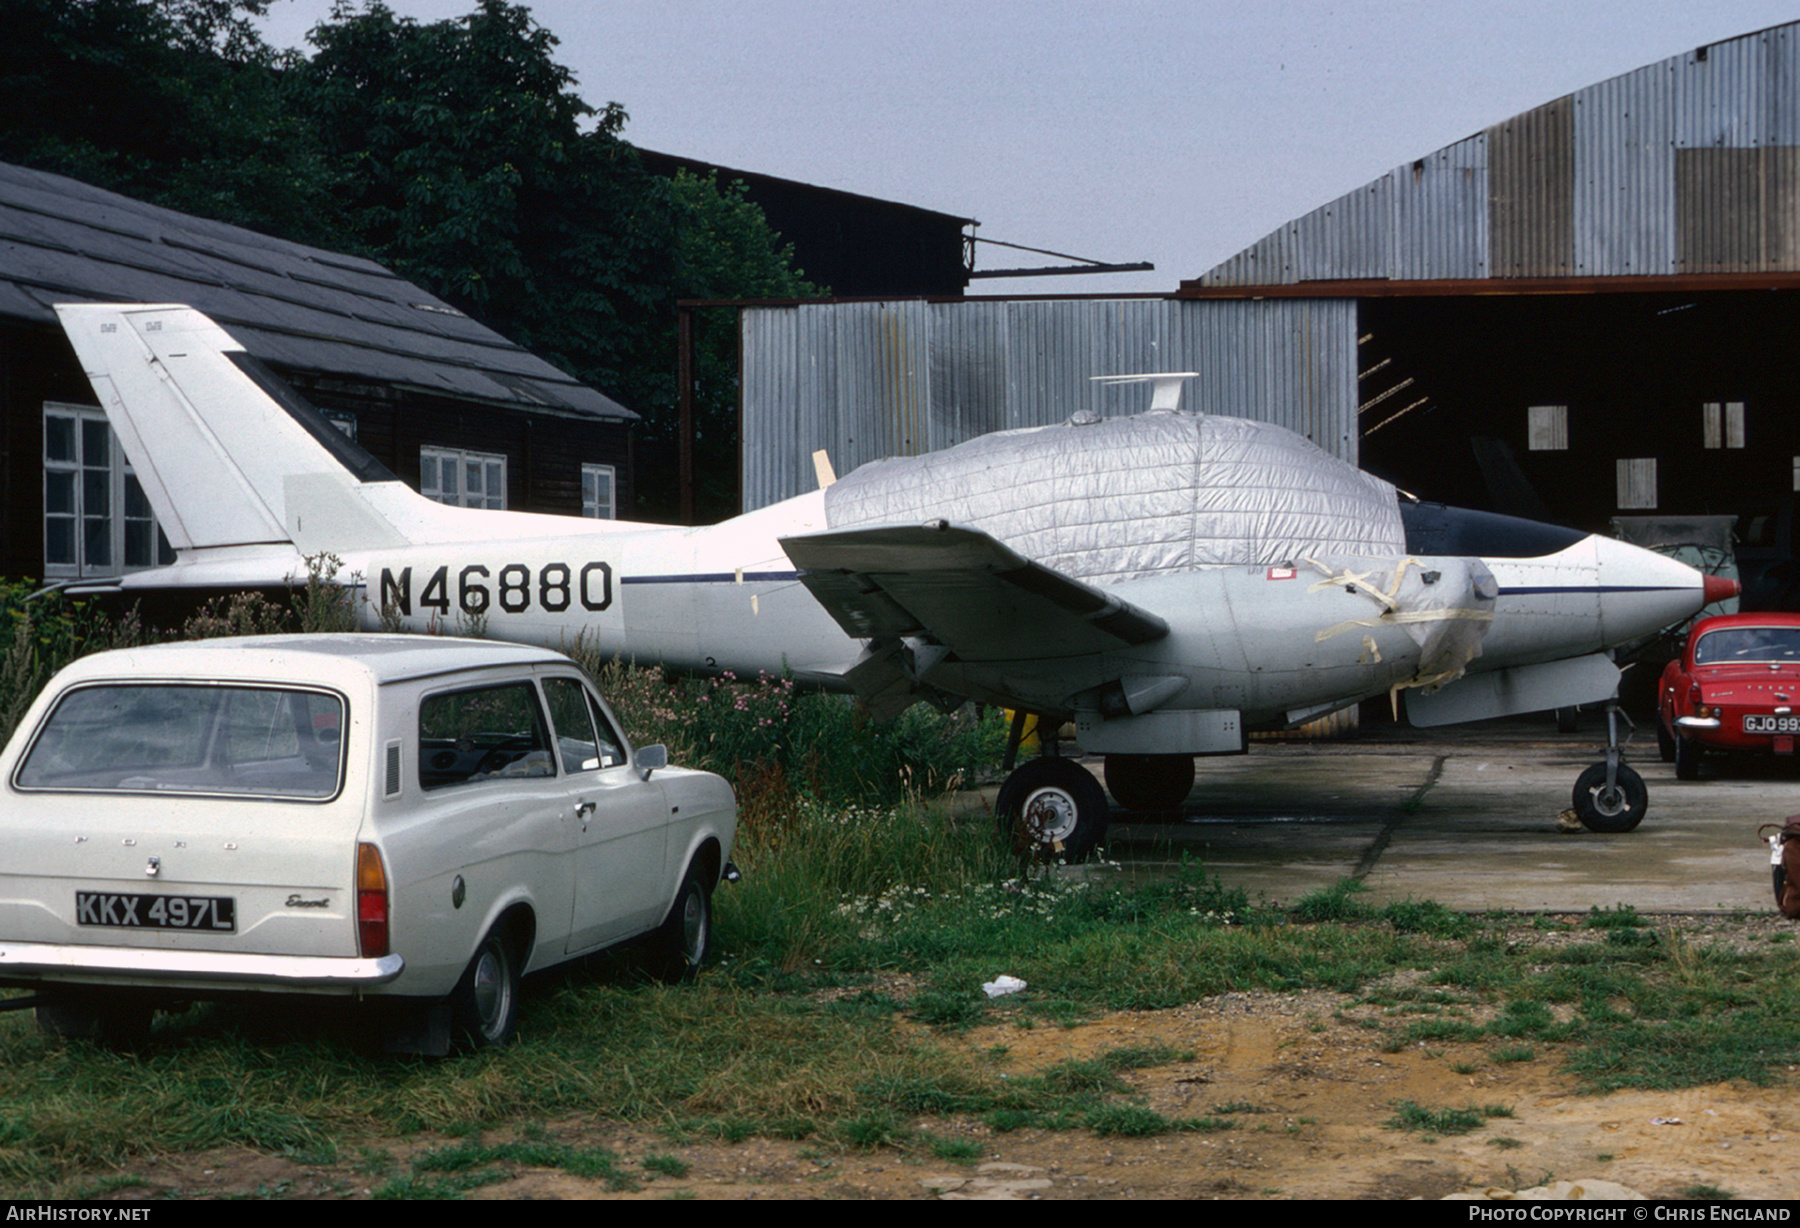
[1071,730,1800,913]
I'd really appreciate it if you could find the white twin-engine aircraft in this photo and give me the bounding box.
[53,303,1736,853]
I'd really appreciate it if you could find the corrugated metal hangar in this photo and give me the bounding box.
[742,20,1800,607]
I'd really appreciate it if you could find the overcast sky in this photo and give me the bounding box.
[256,1,1800,295]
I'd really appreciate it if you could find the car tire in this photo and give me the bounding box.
[647,864,712,984]
[998,757,1110,862]
[1674,731,1703,781]
[1571,762,1648,833]
[1103,754,1196,813]
[1656,716,1676,763]
[36,995,153,1047]
[449,927,521,1050]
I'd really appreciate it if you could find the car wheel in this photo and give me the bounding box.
[36,995,153,1047]
[648,864,711,984]
[998,757,1110,861]
[1103,754,1196,812]
[1571,762,1647,833]
[1656,715,1675,763]
[1674,731,1703,780]
[450,928,520,1049]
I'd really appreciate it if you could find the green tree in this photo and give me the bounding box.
[292,2,825,519]
[0,0,341,243]
[1,0,825,522]
[654,168,822,521]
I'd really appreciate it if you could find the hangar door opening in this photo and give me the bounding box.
[1356,290,1800,607]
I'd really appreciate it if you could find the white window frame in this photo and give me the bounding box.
[42,402,171,580]
[582,463,616,519]
[421,447,507,510]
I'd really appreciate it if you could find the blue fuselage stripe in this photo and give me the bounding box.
[1496,585,1688,597]
[622,572,801,585]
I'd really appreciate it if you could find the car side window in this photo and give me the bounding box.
[418,681,554,789]
[544,677,605,773]
[584,690,628,769]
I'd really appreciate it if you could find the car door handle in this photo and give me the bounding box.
[576,800,596,818]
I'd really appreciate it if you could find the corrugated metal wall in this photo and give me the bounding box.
[741,298,1358,510]
[1193,21,1800,287]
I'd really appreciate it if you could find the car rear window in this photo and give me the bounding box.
[1694,627,1800,664]
[15,684,345,799]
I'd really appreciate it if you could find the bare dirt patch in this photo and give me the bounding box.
[94,977,1796,1201]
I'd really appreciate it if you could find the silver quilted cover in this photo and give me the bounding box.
[823,411,1405,585]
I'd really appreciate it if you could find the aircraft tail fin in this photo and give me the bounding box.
[54,303,412,555]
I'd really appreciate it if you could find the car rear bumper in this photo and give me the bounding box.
[0,941,405,990]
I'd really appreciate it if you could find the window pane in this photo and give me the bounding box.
[82,419,109,467]
[45,470,74,515]
[84,516,111,568]
[44,518,74,566]
[83,469,109,517]
[125,473,152,519]
[44,416,75,463]
[125,519,152,568]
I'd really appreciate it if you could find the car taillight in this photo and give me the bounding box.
[357,842,389,958]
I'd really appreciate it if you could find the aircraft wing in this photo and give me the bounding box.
[779,522,1168,660]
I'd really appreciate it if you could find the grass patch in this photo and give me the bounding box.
[1291,878,1374,923]
[1385,1101,1513,1136]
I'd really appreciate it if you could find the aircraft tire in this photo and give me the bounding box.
[1103,754,1196,812]
[998,758,1109,861]
[1656,716,1675,762]
[1674,732,1703,781]
[1571,762,1647,833]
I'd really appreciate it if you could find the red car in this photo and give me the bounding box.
[1659,613,1800,779]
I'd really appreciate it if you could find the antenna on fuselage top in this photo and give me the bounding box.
[1091,372,1199,413]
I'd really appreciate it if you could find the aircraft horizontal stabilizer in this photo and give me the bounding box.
[779,522,1169,661]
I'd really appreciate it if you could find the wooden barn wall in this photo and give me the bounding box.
[0,327,633,583]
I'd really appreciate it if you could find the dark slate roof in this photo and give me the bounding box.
[0,161,634,421]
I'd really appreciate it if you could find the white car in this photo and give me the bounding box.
[0,635,737,1053]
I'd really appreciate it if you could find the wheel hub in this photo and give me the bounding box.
[1022,787,1080,842]
[472,947,509,1034]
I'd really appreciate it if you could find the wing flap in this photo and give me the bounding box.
[779,523,1168,660]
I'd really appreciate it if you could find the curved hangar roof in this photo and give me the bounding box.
[0,161,631,422]
[1184,20,1800,292]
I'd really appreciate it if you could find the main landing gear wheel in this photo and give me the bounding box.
[1571,762,1648,833]
[997,757,1110,861]
[1103,754,1196,813]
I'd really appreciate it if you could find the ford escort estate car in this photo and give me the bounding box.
[0,635,736,1053]
[1659,613,1800,780]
